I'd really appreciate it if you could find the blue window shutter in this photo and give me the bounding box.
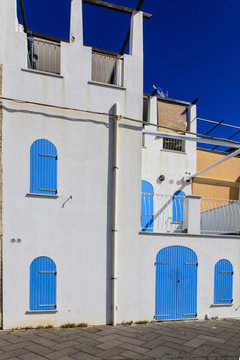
[141,180,154,232]
[214,259,233,304]
[30,139,57,194]
[30,256,57,310]
[172,190,185,223]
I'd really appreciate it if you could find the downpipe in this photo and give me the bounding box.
[111,103,119,326]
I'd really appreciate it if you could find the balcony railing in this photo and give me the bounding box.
[201,198,240,235]
[141,194,184,233]
[92,49,123,87]
[27,37,61,74]
[141,193,240,235]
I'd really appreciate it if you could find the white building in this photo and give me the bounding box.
[0,0,240,329]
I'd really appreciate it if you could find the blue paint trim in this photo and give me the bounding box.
[214,259,233,304]
[30,256,57,311]
[155,246,198,320]
[30,139,57,195]
[141,180,154,232]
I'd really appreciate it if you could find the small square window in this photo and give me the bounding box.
[163,138,185,152]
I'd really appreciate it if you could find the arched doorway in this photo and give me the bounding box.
[155,246,198,320]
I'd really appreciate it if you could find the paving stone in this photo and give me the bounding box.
[98,334,120,342]
[1,341,34,352]
[117,335,144,346]
[71,352,100,360]
[96,347,125,359]
[25,344,54,356]
[184,337,207,348]
[0,320,240,360]
[96,339,122,350]
[198,334,226,343]
[0,348,29,360]
[119,342,149,354]
[19,354,50,360]
[73,344,104,355]
[119,351,150,359]
[45,348,78,359]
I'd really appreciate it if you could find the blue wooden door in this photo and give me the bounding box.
[155,246,198,320]
[30,256,57,310]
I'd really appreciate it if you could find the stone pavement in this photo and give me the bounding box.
[0,319,240,359]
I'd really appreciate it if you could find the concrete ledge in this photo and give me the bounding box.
[138,231,240,239]
[88,81,126,91]
[210,304,233,308]
[160,149,187,155]
[26,193,59,199]
[21,68,64,79]
[25,310,58,314]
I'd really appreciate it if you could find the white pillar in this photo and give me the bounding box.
[183,195,201,234]
[0,0,18,34]
[70,0,83,45]
[129,11,143,58]
[187,104,197,133]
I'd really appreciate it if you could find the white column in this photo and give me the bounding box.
[70,0,83,45]
[129,11,143,58]
[183,195,201,234]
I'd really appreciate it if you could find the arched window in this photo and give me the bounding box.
[172,190,185,223]
[141,180,154,232]
[30,256,57,310]
[214,259,233,304]
[30,139,58,195]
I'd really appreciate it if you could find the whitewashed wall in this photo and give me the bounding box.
[1,0,143,329]
[142,97,197,197]
[1,0,239,330]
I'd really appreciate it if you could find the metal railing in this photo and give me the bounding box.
[27,37,61,74]
[141,193,185,233]
[201,198,240,235]
[92,50,123,87]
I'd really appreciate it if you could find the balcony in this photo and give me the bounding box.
[141,193,240,236]
[92,48,123,87]
[27,36,61,75]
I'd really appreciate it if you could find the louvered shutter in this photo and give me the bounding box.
[30,256,57,310]
[214,259,233,304]
[30,139,57,194]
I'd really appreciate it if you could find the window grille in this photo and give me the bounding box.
[163,138,185,152]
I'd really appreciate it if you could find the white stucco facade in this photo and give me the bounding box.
[0,0,240,329]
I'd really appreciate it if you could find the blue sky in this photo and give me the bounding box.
[17,0,240,149]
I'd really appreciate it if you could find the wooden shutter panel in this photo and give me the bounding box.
[30,139,57,194]
[214,259,233,304]
[30,256,57,310]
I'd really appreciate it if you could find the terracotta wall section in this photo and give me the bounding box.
[193,149,240,200]
[157,100,186,133]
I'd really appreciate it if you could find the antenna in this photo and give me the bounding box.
[152,85,168,98]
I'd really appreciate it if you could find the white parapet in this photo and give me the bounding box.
[183,195,201,234]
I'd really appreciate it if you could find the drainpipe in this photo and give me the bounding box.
[112,103,119,326]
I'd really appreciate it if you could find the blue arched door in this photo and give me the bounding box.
[155,246,198,320]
